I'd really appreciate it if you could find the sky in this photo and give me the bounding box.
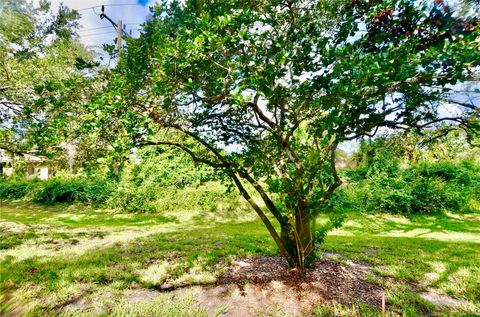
[34,0,156,51]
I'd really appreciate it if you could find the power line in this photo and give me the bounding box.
[78,26,112,32]
[81,31,117,38]
[76,4,139,12]
[99,6,132,38]
[78,23,142,33]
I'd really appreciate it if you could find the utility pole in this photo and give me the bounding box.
[100,6,130,61]
[117,20,122,61]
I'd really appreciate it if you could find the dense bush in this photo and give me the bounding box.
[330,133,480,214]
[107,181,241,213]
[107,183,157,213]
[0,177,114,205]
[332,160,479,214]
[32,178,114,204]
[0,181,35,200]
[4,134,475,215]
[0,148,243,213]
[0,146,243,213]
[106,148,243,213]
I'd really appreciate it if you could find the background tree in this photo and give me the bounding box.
[0,0,106,167]
[86,0,479,268]
[333,128,480,215]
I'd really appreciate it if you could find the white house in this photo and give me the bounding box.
[0,150,14,178]
[25,153,49,180]
[0,149,50,180]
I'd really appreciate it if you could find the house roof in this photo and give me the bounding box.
[25,154,48,163]
[0,150,48,163]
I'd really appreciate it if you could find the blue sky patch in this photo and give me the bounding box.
[137,0,149,6]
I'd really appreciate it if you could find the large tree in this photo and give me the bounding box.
[89,0,479,268]
[0,0,105,163]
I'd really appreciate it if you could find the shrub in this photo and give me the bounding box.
[107,184,157,213]
[107,181,242,213]
[0,177,114,205]
[31,178,114,205]
[412,161,474,183]
[106,147,243,213]
[0,180,35,200]
[332,160,479,214]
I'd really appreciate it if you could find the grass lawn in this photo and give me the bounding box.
[0,201,479,316]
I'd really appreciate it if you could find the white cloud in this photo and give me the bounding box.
[34,0,155,49]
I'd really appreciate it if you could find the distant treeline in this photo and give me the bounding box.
[1,132,479,215]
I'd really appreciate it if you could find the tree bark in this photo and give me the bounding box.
[229,171,295,266]
[280,206,314,269]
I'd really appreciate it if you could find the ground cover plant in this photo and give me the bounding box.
[1,202,479,316]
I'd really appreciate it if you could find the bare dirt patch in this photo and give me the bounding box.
[60,256,385,316]
[420,289,474,311]
[172,255,385,316]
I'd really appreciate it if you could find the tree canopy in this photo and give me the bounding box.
[81,0,480,268]
[0,0,103,160]
[2,0,479,268]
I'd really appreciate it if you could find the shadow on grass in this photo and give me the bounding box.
[0,221,275,293]
[0,201,178,227]
[322,233,480,303]
[338,212,480,236]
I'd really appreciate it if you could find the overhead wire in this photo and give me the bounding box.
[78,23,143,36]
[75,5,145,41]
[76,4,139,12]
[81,31,118,38]
[78,26,112,32]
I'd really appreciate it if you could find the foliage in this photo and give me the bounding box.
[108,181,241,214]
[0,147,244,212]
[313,213,345,246]
[80,0,480,268]
[107,183,157,213]
[0,0,108,171]
[0,177,113,205]
[32,178,114,205]
[0,0,478,269]
[333,133,480,214]
[127,147,217,189]
[107,147,243,213]
[0,179,34,199]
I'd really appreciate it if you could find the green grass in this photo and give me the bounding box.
[0,201,479,316]
[0,231,37,250]
[60,293,214,317]
[0,202,176,227]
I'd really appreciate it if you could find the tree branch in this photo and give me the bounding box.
[316,146,342,208]
[237,168,287,225]
[229,170,293,265]
[139,140,231,168]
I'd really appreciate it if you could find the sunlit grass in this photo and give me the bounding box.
[60,292,211,317]
[0,201,176,227]
[0,201,479,316]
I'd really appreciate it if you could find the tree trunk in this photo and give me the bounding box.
[280,208,314,269]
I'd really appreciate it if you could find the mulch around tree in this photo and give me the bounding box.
[60,255,387,316]
[173,255,386,316]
